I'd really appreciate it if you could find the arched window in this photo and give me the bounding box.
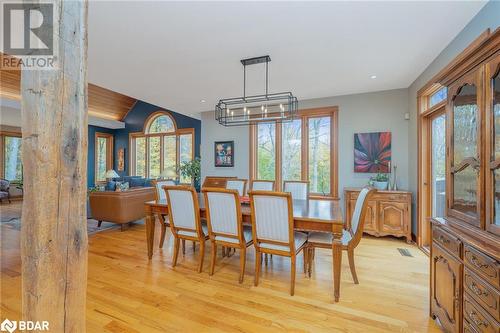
[146,114,176,134]
[130,111,194,183]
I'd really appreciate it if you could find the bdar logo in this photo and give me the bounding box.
[0,319,17,333]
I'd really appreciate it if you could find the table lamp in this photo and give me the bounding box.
[160,169,177,180]
[105,169,120,181]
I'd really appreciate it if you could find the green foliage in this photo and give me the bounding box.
[179,157,200,184]
[371,173,389,182]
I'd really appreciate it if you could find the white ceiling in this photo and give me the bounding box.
[88,1,486,119]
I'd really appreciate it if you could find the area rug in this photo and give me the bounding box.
[1,218,137,235]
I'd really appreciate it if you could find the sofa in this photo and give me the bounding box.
[89,186,155,230]
[105,175,153,191]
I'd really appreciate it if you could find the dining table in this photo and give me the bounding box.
[144,194,345,302]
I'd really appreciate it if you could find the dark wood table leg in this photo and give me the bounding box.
[332,225,343,302]
[145,206,155,259]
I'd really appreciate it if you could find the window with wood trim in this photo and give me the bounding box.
[0,132,22,182]
[130,111,194,182]
[95,132,113,183]
[250,107,338,198]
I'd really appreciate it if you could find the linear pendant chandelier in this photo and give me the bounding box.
[215,55,298,126]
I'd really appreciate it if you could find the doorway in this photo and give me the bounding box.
[418,106,446,252]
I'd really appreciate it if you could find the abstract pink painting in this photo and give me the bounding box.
[354,132,391,173]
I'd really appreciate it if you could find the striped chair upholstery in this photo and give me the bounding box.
[251,180,274,191]
[283,181,308,200]
[249,191,308,295]
[203,188,253,282]
[154,180,175,201]
[226,179,247,196]
[164,186,208,272]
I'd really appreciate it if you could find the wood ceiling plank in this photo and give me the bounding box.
[1,53,136,120]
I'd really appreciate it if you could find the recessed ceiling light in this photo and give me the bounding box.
[370,75,377,79]
[200,99,206,103]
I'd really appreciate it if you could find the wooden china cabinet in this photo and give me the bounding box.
[429,29,500,333]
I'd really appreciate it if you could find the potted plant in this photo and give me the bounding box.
[370,173,389,190]
[178,157,201,188]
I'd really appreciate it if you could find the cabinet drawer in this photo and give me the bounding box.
[465,245,500,290]
[465,268,500,321]
[432,227,462,258]
[464,295,500,333]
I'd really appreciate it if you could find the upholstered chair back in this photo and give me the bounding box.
[283,181,308,200]
[348,187,376,248]
[153,180,175,201]
[250,192,292,245]
[251,180,274,191]
[205,190,239,236]
[164,186,197,231]
[226,179,247,196]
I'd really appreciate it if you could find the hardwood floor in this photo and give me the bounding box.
[1,202,440,332]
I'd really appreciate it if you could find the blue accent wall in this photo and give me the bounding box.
[87,100,201,188]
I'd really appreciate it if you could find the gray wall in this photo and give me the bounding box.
[201,88,409,207]
[407,0,500,232]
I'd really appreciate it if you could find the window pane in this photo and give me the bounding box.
[96,137,107,182]
[429,87,447,107]
[179,134,193,183]
[163,136,177,178]
[4,136,22,181]
[431,114,446,217]
[257,123,276,181]
[148,136,161,178]
[308,117,330,194]
[282,119,301,181]
[135,137,146,177]
[148,115,175,133]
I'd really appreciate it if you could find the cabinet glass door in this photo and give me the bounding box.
[448,69,482,226]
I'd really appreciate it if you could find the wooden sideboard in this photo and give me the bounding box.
[431,219,499,333]
[344,188,412,243]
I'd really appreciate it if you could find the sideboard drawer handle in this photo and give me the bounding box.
[469,311,488,328]
[438,235,450,244]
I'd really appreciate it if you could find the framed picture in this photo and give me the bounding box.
[117,148,125,172]
[354,132,391,173]
[214,141,234,167]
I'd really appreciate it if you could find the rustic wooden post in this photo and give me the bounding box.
[20,1,88,331]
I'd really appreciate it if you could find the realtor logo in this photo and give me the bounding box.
[3,2,53,55]
[0,319,16,333]
[1,1,57,70]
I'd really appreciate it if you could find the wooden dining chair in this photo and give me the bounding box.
[202,187,253,283]
[226,179,247,196]
[163,185,209,272]
[249,190,308,296]
[250,180,275,191]
[305,187,376,283]
[151,179,176,248]
[283,181,309,200]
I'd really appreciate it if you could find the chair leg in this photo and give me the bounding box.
[210,241,216,276]
[308,248,313,278]
[182,239,186,255]
[254,250,261,286]
[198,240,205,273]
[172,237,180,268]
[348,248,359,284]
[239,247,246,284]
[303,248,308,274]
[159,223,167,248]
[265,253,268,266]
[97,220,102,228]
[290,255,296,296]
[193,241,196,252]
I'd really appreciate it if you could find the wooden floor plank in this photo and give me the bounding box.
[0,201,440,332]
